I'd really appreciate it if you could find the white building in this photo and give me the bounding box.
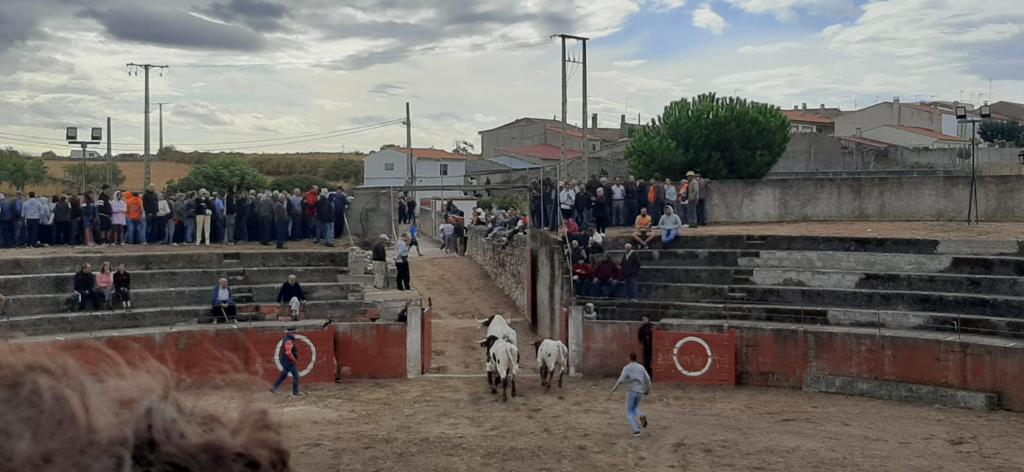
[69,149,102,159]
[362,146,467,199]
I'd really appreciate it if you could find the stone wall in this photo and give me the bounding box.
[466,227,529,314]
[709,174,1024,223]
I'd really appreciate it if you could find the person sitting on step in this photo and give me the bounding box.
[210,277,237,323]
[113,263,131,309]
[276,274,306,319]
[73,263,105,311]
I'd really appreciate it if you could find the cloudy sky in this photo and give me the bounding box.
[0,0,1020,156]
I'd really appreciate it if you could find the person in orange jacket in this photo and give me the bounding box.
[124,191,146,245]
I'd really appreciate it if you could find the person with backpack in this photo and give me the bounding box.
[270,327,302,396]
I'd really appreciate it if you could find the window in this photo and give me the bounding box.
[384,163,395,171]
[440,163,449,176]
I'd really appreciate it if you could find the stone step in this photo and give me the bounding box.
[584,299,1024,338]
[629,282,1024,319]
[3,282,365,316]
[0,299,375,336]
[0,250,351,275]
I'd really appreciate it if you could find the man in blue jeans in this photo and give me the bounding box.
[657,205,685,247]
[270,328,301,396]
[611,352,652,437]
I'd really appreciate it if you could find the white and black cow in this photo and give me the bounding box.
[476,313,518,345]
[480,335,519,401]
[532,339,568,389]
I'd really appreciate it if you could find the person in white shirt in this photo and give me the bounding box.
[611,352,652,437]
[611,178,626,226]
[657,205,685,246]
[558,183,575,223]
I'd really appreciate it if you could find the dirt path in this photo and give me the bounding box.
[409,236,534,376]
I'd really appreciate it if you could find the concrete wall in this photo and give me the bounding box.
[771,133,846,172]
[466,227,528,314]
[580,319,1024,411]
[531,231,570,340]
[480,122,549,160]
[709,175,1024,223]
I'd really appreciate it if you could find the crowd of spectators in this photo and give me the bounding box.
[0,184,351,250]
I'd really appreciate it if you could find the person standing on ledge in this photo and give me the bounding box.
[620,243,642,301]
[638,316,654,378]
[372,234,389,289]
[611,352,652,437]
[395,233,411,291]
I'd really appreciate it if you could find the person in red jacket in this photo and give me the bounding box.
[593,255,621,297]
[270,328,301,396]
[304,185,319,240]
[572,260,595,297]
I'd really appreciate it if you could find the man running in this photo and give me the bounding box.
[270,328,301,396]
[611,352,651,437]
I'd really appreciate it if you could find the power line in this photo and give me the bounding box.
[168,37,554,69]
[194,119,402,152]
[171,118,405,146]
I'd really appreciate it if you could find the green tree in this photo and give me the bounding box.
[269,174,330,192]
[167,157,267,193]
[0,149,49,191]
[979,121,1024,146]
[63,162,125,191]
[627,93,791,180]
[40,150,58,159]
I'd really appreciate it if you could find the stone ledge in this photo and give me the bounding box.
[804,373,998,410]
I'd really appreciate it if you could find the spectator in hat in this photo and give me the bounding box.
[372,234,389,289]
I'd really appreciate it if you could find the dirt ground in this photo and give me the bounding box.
[608,221,1024,241]
[189,238,1024,472]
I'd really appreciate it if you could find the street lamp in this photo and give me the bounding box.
[958,103,991,225]
[66,126,103,194]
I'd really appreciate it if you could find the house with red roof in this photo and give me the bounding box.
[859,125,969,149]
[783,110,835,135]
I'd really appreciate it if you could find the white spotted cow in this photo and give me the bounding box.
[476,313,518,345]
[533,339,568,389]
[483,336,519,401]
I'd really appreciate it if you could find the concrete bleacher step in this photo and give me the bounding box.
[0,266,350,296]
[634,282,1024,318]
[633,265,1024,297]
[2,282,364,316]
[0,299,374,336]
[0,250,351,275]
[584,298,1024,337]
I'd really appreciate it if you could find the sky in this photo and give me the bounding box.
[0,0,1021,156]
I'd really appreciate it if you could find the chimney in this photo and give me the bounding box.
[820,103,825,110]
[801,102,807,111]
[592,113,598,129]
[855,127,862,136]
[892,97,901,126]
[620,114,626,129]
[793,105,798,110]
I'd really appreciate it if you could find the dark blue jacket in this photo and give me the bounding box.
[211,285,235,306]
[277,282,305,304]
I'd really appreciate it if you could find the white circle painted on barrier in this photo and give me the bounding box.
[274,334,318,377]
[672,336,713,377]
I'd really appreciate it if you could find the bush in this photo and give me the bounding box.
[477,196,527,212]
[166,157,267,194]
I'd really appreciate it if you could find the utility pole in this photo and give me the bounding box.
[126,63,168,187]
[155,102,169,151]
[106,117,112,186]
[406,102,414,199]
[581,38,588,180]
[552,34,590,183]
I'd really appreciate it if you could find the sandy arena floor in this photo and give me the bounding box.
[192,238,1024,472]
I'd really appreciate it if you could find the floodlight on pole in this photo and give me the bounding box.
[67,125,103,194]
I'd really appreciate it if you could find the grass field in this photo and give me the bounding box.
[1,160,193,195]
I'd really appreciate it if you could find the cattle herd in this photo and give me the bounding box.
[476,314,568,401]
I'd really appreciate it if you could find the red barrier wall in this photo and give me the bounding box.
[583,321,1024,411]
[653,330,736,385]
[582,320,644,377]
[334,322,407,379]
[51,326,337,384]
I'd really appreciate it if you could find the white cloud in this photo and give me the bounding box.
[692,3,727,35]
[738,42,800,54]
[612,59,647,67]
[649,0,687,12]
[725,0,856,21]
